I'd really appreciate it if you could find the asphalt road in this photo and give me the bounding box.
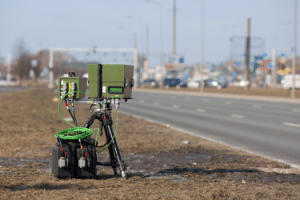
[0,86,27,93]
[118,89,300,169]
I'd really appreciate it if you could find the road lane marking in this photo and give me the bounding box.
[284,122,300,128]
[197,109,206,113]
[172,105,179,108]
[231,114,244,119]
[292,109,300,112]
[253,105,262,108]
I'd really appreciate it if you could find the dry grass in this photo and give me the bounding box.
[0,86,300,199]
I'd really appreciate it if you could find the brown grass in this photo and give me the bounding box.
[0,86,299,199]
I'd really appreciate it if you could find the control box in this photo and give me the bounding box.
[58,77,87,99]
[52,143,77,178]
[76,145,97,178]
[52,143,97,178]
[88,64,134,100]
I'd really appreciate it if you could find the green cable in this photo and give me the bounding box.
[55,90,119,153]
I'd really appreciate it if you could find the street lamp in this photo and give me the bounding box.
[291,0,297,98]
[144,0,163,67]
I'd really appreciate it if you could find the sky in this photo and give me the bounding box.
[0,0,299,68]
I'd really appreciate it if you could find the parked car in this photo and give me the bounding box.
[143,79,159,88]
[204,79,227,89]
[179,80,188,88]
[188,80,201,88]
[204,79,218,88]
[163,78,181,88]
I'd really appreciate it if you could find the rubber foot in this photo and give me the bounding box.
[121,171,126,178]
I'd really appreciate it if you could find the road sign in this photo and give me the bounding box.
[165,54,184,64]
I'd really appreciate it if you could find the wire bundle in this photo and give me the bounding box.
[55,90,119,153]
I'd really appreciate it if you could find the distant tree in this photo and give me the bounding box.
[31,50,44,83]
[11,39,31,84]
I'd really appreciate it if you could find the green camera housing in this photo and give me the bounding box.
[88,64,134,100]
[58,77,87,99]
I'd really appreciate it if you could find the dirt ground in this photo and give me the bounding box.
[0,86,300,200]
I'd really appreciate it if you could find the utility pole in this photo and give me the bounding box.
[291,0,297,98]
[7,54,11,84]
[49,48,54,89]
[145,25,150,79]
[244,17,251,90]
[272,48,277,85]
[200,0,204,92]
[172,0,176,55]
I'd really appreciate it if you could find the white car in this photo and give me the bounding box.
[188,80,201,88]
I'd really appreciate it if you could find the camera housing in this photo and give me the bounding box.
[58,64,134,100]
[88,64,134,100]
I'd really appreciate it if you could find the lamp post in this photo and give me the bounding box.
[291,0,297,98]
[144,0,163,67]
[200,0,204,92]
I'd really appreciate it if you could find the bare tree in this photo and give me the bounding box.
[11,39,31,85]
[31,50,43,84]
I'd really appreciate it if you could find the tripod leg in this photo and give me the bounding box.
[103,123,118,175]
[106,124,126,178]
[84,114,97,128]
[103,116,126,178]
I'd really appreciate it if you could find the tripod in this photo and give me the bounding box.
[83,102,126,178]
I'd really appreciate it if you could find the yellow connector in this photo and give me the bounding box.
[68,83,72,97]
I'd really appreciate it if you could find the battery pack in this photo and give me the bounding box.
[52,143,77,178]
[76,145,97,178]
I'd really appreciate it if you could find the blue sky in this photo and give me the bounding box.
[0,0,299,67]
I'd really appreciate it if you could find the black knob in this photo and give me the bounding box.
[68,72,76,77]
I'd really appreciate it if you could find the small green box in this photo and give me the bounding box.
[58,77,87,99]
[88,64,134,100]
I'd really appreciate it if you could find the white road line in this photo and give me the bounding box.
[172,105,179,108]
[292,109,300,112]
[224,101,231,104]
[197,109,206,113]
[284,122,300,128]
[253,105,262,108]
[231,114,244,119]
